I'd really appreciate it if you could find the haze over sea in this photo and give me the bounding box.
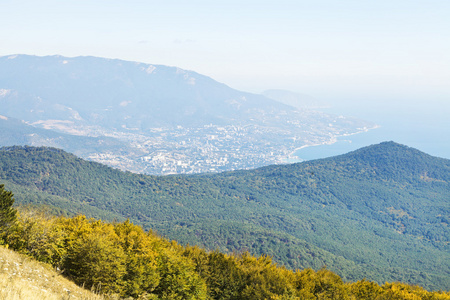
[294,97,450,161]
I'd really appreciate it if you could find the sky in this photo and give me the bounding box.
[1,0,449,157]
[1,0,449,101]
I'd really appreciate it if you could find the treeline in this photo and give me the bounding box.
[1,187,449,299]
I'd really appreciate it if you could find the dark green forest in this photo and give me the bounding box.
[0,142,449,290]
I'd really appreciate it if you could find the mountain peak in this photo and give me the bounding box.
[331,141,450,181]
[347,141,428,160]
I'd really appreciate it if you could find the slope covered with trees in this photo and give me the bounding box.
[1,196,449,299]
[0,142,449,290]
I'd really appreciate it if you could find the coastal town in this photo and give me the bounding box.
[87,119,375,175]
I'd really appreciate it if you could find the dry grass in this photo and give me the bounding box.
[0,246,117,300]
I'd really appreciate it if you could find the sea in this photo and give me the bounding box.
[294,98,450,161]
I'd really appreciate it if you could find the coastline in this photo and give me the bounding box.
[285,124,381,163]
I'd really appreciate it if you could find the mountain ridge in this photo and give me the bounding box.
[0,54,292,128]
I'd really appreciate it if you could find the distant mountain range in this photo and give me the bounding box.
[0,54,376,174]
[1,142,448,290]
[1,54,291,128]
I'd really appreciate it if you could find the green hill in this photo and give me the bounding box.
[0,142,449,290]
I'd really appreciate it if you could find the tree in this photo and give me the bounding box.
[114,219,161,297]
[349,279,384,299]
[154,246,207,300]
[0,184,17,241]
[62,223,127,295]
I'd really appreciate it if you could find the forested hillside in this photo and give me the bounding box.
[0,142,449,290]
[1,200,449,299]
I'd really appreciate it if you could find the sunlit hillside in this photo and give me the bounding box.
[0,246,108,300]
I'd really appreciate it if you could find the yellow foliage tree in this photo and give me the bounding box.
[114,219,160,297]
[62,221,127,295]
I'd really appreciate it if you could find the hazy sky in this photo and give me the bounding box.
[1,0,450,100]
